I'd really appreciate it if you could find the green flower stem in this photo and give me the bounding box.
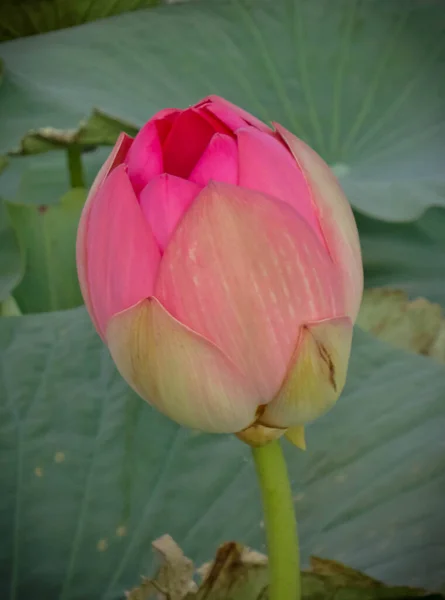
[252,439,300,600]
[67,145,86,189]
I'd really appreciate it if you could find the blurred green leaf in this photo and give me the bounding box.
[0,0,444,221]
[1,149,108,207]
[0,156,8,174]
[0,295,22,317]
[0,0,160,42]
[1,310,445,599]
[0,201,23,302]
[9,108,139,156]
[358,208,445,308]
[6,188,85,313]
[357,288,445,362]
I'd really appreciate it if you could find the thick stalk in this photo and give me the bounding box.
[66,145,85,188]
[252,440,300,600]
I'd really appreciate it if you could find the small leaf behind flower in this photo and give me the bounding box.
[126,535,196,600]
[357,288,445,363]
[8,109,139,156]
[126,538,442,600]
[6,188,86,312]
[192,542,268,600]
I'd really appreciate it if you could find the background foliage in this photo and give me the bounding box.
[1,0,445,598]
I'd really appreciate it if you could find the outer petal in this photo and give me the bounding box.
[85,164,161,338]
[106,298,261,433]
[155,182,342,402]
[261,317,353,428]
[125,109,178,194]
[77,133,133,331]
[275,124,363,320]
[139,174,201,251]
[189,134,238,186]
[196,95,271,133]
[285,426,306,450]
[237,127,325,246]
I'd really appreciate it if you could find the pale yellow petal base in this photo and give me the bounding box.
[106,298,260,433]
[261,317,353,428]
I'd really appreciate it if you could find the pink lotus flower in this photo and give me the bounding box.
[77,95,363,441]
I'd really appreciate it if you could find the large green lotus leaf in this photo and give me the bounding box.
[6,188,85,313]
[359,207,445,308]
[0,0,444,222]
[1,309,444,599]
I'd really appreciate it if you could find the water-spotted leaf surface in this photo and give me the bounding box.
[0,0,444,221]
[357,288,445,362]
[6,188,86,313]
[359,208,445,309]
[0,200,23,302]
[1,309,445,600]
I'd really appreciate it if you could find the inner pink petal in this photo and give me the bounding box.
[189,134,239,186]
[200,96,271,133]
[237,127,325,246]
[125,120,165,195]
[197,108,234,136]
[139,174,201,251]
[162,109,216,178]
[155,109,180,143]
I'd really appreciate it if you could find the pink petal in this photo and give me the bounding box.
[189,134,239,186]
[237,127,325,247]
[196,95,271,133]
[125,109,179,194]
[85,164,161,338]
[195,109,234,136]
[150,108,180,142]
[275,124,363,320]
[155,182,341,402]
[162,108,216,178]
[106,298,261,433]
[139,174,201,251]
[77,133,133,331]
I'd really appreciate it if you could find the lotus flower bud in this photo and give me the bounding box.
[76,96,363,445]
